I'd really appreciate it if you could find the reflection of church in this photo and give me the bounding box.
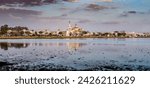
[66,42,87,50]
[66,21,84,37]
[67,42,82,50]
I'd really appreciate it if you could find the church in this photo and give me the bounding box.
[66,21,84,37]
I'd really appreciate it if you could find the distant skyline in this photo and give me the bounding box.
[0,0,150,32]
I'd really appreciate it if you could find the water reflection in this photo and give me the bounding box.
[0,42,29,50]
[0,42,86,51]
[67,43,86,50]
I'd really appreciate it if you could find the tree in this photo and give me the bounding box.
[0,24,9,35]
[25,31,32,36]
[39,31,44,36]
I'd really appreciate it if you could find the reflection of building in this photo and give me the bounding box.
[67,42,85,50]
[66,21,84,37]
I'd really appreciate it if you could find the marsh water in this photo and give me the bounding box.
[0,38,150,71]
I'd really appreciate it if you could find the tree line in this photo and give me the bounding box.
[0,24,29,35]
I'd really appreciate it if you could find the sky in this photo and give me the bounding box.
[0,0,150,32]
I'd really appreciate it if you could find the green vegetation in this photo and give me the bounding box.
[0,24,9,35]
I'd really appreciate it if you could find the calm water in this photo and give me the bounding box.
[0,38,150,70]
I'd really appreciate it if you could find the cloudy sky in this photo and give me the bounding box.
[0,0,150,32]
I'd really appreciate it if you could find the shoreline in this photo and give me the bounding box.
[0,60,150,71]
[0,36,150,39]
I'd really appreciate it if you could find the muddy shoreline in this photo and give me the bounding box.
[0,61,150,71]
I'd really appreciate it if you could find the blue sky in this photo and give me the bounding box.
[0,0,150,32]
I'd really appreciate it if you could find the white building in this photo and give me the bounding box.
[66,21,84,37]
